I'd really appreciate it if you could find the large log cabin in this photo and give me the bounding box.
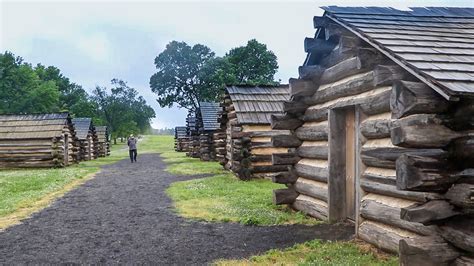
[0,113,78,168]
[271,6,474,261]
[217,85,291,180]
[72,118,98,161]
[174,126,189,152]
[95,126,110,157]
[196,102,223,161]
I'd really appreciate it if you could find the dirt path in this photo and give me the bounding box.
[0,154,353,264]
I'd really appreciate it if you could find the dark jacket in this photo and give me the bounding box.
[127,137,137,150]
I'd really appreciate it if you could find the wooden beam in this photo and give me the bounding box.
[391,114,463,148]
[295,125,328,141]
[361,199,436,236]
[304,37,337,54]
[327,108,346,222]
[298,65,325,82]
[445,183,474,210]
[272,135,302,148]
[361,178,443,202]
[283,100,308,115]
[401,200,461,225]
[272,153,300,165]
[297,145,328,160]
[396,154,460,192]
[361,147,447,169]
[360,118,391,139]
[272,167,298,184]
[391,80,450,119]
[270,114,303,130]
[439,216,474,253]
[294,178,328,202]
[273,188,299,205]
[399,236,461,266]
[295,162,328,182]
[289,78,317,98]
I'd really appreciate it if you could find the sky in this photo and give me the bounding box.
[1,0,473,129]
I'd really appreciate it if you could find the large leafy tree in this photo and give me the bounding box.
[0,52,60,114]
[149,39,279,110]
[150,41,217,111]
[34,64,98,118]
[226,39,278,85]
[92,79,156,143]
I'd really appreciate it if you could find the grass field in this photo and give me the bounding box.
[215,240,398,266]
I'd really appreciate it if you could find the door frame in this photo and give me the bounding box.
[327,106,363,226]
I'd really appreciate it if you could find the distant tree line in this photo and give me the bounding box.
[149,39,279,111]
[0,51,156,143]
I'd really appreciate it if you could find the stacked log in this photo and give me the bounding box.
[95,126,110,157]
[0,113,79,168]
[174,126,189,152]
[219,85,290,180]
[268,17,473,255]
[72,118,98,161]
[391,83,474,262]
[185,115,200,158]
[196,102,222,161]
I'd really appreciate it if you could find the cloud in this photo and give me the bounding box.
[2,0,473,128]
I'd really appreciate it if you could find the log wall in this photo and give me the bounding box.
[270,21,474,257]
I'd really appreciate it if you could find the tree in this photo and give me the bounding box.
[226,39,279,85]
[149,39,279,111]
[150,41,223,111]
[92,79,156,143]
[34,64,98,119]
[0,52,60,114]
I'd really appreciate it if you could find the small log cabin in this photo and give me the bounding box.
[174,126,189,152]
[186,114,199,158]
[196,102,223,161]
[218,85,291,180]
[0,113,78,168]
[271,6,474,261]
[95,126,110,157]
[72,118,98,161]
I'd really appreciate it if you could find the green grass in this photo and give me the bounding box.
[215,240,398,266]
[158,136,317,225]
[166,173,317,225]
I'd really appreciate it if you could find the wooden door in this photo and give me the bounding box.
[345,109,356,220]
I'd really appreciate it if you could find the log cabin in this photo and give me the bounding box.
[218,85,291,180]
[174,126,189,152]
[72,118,98,161]
[0,113,78,168]
[95,126,110,157]
[270,6,474,260]
[196,102,223,161]
[185,114,199,158]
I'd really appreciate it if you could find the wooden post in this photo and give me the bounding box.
[328,108,346,222]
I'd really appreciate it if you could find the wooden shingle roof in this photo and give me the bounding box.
[321,6,474,99]
[199,102,221,131]
[95,126,109,142]
[226,85,290,124]
[72,118,93,140]
[175,126,188,138]
[0,113,70,140]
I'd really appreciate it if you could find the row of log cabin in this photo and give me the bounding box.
[0,113,110,168]
[269,6,474,263]
[175,86,291,180]
[173,6,474,262]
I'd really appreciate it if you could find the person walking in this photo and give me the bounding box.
[127,134,138,163]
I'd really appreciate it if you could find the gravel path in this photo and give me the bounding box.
[0,153,354,264]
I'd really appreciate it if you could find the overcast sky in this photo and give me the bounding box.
[1,0,472,129]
